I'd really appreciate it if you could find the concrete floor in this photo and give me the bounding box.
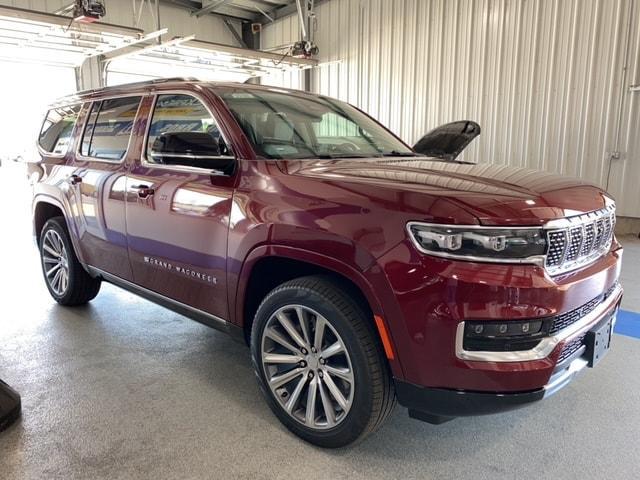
[1,162,639,479]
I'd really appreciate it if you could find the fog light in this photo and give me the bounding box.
[463,319,550,352]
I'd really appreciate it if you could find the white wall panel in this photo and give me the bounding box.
[262,0,640,218]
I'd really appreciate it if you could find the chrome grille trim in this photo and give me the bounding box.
[544,205,616,276]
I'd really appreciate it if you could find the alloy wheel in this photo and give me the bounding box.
[261,305,355,430]
[42,229,69,296]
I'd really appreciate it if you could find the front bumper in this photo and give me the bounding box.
[394,291,619,423]
[374,239,623,421]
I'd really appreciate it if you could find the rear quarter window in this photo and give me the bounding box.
[38,104,82,155]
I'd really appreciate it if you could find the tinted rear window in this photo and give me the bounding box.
[80,96,141,160]
[38,104,82,154]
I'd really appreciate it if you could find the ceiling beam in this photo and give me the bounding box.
[192,0,234,18]
[223,18,247,48]
[0,4,143,37]
[162,0,251,22]
[249,0,330,23]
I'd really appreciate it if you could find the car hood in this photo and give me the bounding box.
[281,158,612,226]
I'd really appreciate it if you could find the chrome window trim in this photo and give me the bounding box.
[37,103,83,158]
[407,203,616,275]
[141,91,237,176]
[74,94,145,165]
[454,283,622,362]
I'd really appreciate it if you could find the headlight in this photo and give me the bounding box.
[406,222,547,262]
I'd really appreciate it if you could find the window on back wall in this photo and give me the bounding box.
[80,96,141,160]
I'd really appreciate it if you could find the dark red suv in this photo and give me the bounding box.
[31,78,623,447]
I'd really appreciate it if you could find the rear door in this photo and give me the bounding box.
[124,92,236,322]
[68,95,143,280]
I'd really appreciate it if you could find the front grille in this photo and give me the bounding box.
[544,206,616,275]
[557,334,586,363]
[550,283,618,335]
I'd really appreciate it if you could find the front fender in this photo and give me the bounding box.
[231,243,406,379]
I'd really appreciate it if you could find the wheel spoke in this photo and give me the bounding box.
[285,375,308,413]
[61,270,68,292]
[313,315,327,351]
[43,244,59,258]
[48,231,62,254]
[46,263,62,276]
[305,377,318,426]
[269,367,304,389]
[54,234,64,254]
[323,365,353,384]
[51,269,62,293]
[321,341,344,359]
[295,307,311,346]
[265,327,301,354]
[276,312,308,350]
[322,372,348,410]
[318,379,336,427]
[263,353,303,365]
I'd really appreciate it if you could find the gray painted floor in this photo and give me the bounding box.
[1,163,639,479]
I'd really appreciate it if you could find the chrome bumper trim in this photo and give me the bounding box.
[455,284,622,362]
[543,357,589,397]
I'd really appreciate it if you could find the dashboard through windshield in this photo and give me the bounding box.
[216,87,416,160]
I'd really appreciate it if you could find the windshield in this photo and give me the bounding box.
[216,88,416,159]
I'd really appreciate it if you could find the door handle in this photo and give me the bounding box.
[67,174,82,186]
[132,184,155,198]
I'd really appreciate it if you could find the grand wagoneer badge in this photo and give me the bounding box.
[144,256,217,285]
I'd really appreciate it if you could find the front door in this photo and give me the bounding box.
[125,93,236,321]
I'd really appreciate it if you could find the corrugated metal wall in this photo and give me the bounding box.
[261,0,640,218]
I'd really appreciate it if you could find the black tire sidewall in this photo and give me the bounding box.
[251,282,378,448]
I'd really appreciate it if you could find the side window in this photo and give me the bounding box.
[38,104,82,154]
[80,96,141,160]
[146,94,231,168]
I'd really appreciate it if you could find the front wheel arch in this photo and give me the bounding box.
[235,246,404,380]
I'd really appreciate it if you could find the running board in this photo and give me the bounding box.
[86,266,245,343]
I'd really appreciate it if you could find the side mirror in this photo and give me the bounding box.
[150,132,235,174]
[413,120,480,161]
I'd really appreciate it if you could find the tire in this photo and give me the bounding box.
[39,217,101,306]
[251,275,396,448]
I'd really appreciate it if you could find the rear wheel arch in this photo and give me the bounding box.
[33,197,86,267]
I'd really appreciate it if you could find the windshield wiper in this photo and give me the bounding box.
[380,150,420,157]
[315,153,377,159]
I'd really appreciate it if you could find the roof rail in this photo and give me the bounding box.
[74,77,199,97]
